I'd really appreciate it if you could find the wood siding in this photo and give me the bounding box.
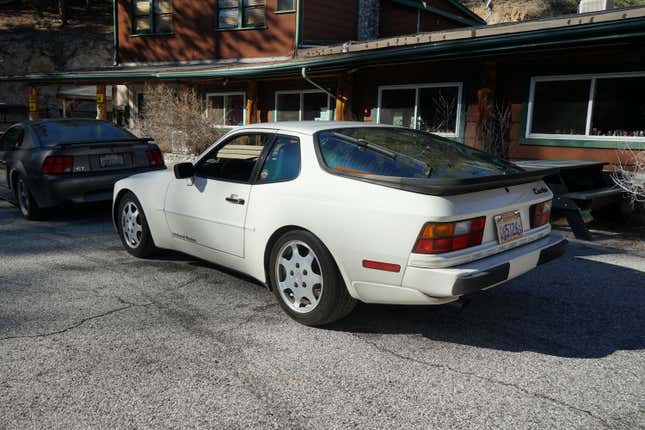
[301,0,358,43]
[117,0,296,63]
[380,1,471,38]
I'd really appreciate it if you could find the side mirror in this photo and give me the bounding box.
[174,162,195,179]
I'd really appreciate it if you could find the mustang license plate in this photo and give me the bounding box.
[494,211,524,244]
[99,153,124,168]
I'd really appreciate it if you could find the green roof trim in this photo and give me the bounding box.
[393,0,486,26]
[3,17,645,83]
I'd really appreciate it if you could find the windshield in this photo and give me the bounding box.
[32,120,135,146]
[316,127,523,180]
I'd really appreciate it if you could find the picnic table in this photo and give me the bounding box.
[514,160,623,240]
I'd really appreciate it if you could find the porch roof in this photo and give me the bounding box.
[2,6,644,84]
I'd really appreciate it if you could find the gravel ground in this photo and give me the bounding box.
[0,199,643,429]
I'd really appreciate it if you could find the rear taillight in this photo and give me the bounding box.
[413,217,486,254]
[530,200,552,228]
[42,156,73,174]
[146,149,164,167]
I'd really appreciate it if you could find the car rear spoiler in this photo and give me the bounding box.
[335,168,561,196]
[53,137,154,149]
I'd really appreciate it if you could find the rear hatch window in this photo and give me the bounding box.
[33,120,134,146]
[316,127,522,180]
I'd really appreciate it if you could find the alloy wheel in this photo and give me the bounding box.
[121,201,143,248]
[275,240,324,313]
[17,179,30,216]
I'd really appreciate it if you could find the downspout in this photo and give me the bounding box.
[301,67,337,100]
[113,0,119,65]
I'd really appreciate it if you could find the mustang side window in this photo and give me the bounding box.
[195,133,271,182]
[258,136,300,183]
[1,127,24,150]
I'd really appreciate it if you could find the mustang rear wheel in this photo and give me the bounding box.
[269,230,356,326]
[117,192,158,258]
[15,174,43,220]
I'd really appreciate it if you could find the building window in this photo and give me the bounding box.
[206,93,246,126]
[276,0,294,11]
[275,90,331,122]
[527,73,645,140]
[216,0,266,29]
[377,83,462,137]
[132,0,173,34]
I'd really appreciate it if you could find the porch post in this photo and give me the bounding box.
[246,81,258,124]
[334,73,353,121]
[96,84,107,120]
[28,86,39,120]
[112,85,118,124]
[475,61,497,149]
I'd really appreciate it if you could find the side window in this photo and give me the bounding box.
[1,127,23,151]
[195,133,272,183]
[258,135,300,183]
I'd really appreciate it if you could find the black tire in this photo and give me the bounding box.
[269,230,356,326]
[116,191,158,258]
[14,174,44,220]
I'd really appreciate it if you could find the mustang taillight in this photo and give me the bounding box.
[530,200,552,228]
[146,149,164,166]
[42,156,73,174]
[413,217,486,254]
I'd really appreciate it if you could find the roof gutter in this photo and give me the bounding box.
[301,67,337,100]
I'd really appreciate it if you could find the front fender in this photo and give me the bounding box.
[113,170,175,249]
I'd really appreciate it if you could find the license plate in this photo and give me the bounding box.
[99,153,124,168]
[494,211,524,244]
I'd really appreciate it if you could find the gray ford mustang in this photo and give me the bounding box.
[0,118,165,220]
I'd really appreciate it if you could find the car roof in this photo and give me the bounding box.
[241,121,397,136]
[21,118,115,127]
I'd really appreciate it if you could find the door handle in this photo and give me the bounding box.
[225,194,245,205]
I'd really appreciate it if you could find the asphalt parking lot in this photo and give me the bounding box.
[0,199,643,429]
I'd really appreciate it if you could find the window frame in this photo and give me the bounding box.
[194,131,276,184]
[376,82,463,138]
[130,0,173,35]
[215,0,267,31]
[205,91,247,128]
[275,0,295,13]
[274,89,332,122]
[526,72,645,143]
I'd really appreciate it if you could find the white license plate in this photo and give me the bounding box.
[494,211,524,244]
[99,153,124,168]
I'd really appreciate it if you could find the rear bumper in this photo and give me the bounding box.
[29,167,165,208]
[352,234,567,305]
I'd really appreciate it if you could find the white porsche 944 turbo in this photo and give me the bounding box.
[113,122,567,326]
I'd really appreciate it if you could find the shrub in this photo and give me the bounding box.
[131,84,224,155]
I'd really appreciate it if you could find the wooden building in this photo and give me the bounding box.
[2,1,644,164]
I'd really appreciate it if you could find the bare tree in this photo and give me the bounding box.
[612,147,645,203]
[132,84,224,156]
[478,101,512,160]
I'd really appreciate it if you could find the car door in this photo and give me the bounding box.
[164,132,274,258]
[0,126,24,191]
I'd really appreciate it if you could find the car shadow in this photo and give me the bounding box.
[0,198,113,224]
[326,244,645,359]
